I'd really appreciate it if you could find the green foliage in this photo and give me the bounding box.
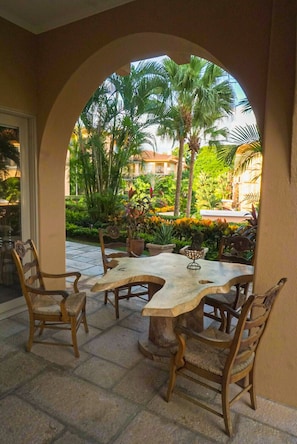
[195,145,231,177]
[194,171,230,210]
[152,223,175,245]
[122,192,153,239]
[65,202,243,259]
[0,177,20,202]
[216,123,262,181]
[68,60,170,223]
[66,223,99,242]
[86,191,124,224]
[0,127,20,181]
[156,56,234,216]
[65,198,90,226]
[129,174,177,209]
[193,146,233,210]
[65,193,123,226]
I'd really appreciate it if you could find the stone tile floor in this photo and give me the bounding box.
[0,240,296,443]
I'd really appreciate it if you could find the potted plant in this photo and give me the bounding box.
[124,187,154,256]
[180,228,208,268]
[146,223,176,256]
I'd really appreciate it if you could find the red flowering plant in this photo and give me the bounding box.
[124,187,154,239]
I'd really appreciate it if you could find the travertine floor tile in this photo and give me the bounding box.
[232,415,297,444]
[0,242,296,444]
[113,410,207,444]
[83,324,144,368]
[113,359,168,404]
[0,395,64,443]
[74,355,127,389]
[17,368,138,443]
[0,352,47,395]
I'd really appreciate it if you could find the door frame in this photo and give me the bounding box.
[0,108,38,319]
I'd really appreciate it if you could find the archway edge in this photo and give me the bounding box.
[41,31,233,151]
[38,31,254,271]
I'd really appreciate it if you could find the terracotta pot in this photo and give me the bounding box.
[146,243,176,256]
[127,238,145,256]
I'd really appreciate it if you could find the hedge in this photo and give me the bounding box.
[66,215,245,260]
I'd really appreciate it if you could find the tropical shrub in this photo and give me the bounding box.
[65,200,242,259]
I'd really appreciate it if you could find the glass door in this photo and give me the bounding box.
[0,112,36,318]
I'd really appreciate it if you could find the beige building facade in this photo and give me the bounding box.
[128,150,179,178]
[0,0,296,409]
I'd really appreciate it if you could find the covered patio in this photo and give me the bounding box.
[0,241,296,443]
[0,0,297,420]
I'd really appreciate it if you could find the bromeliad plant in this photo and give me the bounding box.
[151,222,175,245]
[124,187,154,239]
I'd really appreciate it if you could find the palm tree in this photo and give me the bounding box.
[216,97,261,176]
[71,60,167,221]
[217,123,262,208]
[157,57,234,216]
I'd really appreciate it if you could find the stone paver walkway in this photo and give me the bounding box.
[0,241,296,443]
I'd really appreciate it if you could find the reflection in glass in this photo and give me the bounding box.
[0,126,21,302]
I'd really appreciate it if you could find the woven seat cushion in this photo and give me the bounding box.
[31,292,86,316]
[184,327,254,376]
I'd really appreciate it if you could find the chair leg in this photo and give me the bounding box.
[70,317,80,358]
[104,290,108,304]
[166,358,178,402]
[222,382,232,436]
[115,292,120,319]
[226,312,232,334]
[127,285,132,301]
[82,305,89,333]
[26,318,35,352]
[38,321,46,336]
[249,368,257,410]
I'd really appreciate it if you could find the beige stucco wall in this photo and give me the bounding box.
[0,0,296,407]
[0,18,37,113]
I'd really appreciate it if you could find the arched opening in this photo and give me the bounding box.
[38,33,260,273]
[0,1,295,409]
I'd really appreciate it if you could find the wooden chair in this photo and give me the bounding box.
[204,235,255,332]
[11,239,88,357]
[166,277,287,436]
[99,226,148,318]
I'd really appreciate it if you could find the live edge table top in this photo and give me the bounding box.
[91,253,254,318]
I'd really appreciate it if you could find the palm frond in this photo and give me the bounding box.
[228,124,261,148]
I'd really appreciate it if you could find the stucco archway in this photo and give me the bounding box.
[39,32,260,273]
[38,27,297,408]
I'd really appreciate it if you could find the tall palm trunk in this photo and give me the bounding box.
[186,135,200,217]
[186,148,197,217]
[174,137,184,216]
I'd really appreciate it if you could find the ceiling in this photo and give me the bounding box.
[0,0,136,34]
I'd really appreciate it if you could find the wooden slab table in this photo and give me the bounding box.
[91,253,254,359]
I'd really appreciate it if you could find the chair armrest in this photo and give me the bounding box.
[41,271,81,279]
[40,271,81,293]
[25,285,69,299]
[26,285,70,319]
[175,324,232,349]
[106,252,129,259]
